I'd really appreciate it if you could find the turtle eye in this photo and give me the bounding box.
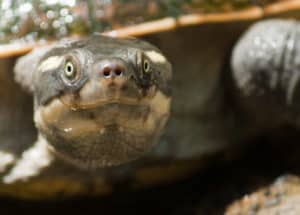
[143,59,150,73]
[64,61,76,80]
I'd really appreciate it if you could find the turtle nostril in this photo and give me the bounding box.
[115,68,123,76]
[102,67,111,78]
[99,60,126,79]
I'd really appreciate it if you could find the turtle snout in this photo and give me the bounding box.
[96,59,128,87]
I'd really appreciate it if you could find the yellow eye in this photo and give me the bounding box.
[143,59,150,73]
[64,61,76,79]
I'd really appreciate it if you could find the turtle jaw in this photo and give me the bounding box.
[34,88,171,169]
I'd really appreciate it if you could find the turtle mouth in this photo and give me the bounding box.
[58,79,157,110]
[59,95,150,110]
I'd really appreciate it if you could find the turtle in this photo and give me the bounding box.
[1,0,300,199]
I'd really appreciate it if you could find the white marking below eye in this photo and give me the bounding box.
[38,56,64,72]
[145,51,167,63]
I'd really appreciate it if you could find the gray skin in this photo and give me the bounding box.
[232,19,300,132]
[15,35,172,169]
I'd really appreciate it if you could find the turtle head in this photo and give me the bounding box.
[16,35,172,169]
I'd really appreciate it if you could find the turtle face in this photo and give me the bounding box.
[33,35,172,169]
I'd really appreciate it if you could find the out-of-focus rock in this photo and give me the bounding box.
[226,175,300,215]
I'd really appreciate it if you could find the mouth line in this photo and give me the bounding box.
[59,96,150,110]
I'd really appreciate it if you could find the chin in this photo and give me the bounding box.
[34,93,170,169]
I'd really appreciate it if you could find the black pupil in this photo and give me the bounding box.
[144,61,148,70]
[67,65,72,73]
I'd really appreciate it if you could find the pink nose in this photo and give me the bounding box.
[99,60,126,79]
